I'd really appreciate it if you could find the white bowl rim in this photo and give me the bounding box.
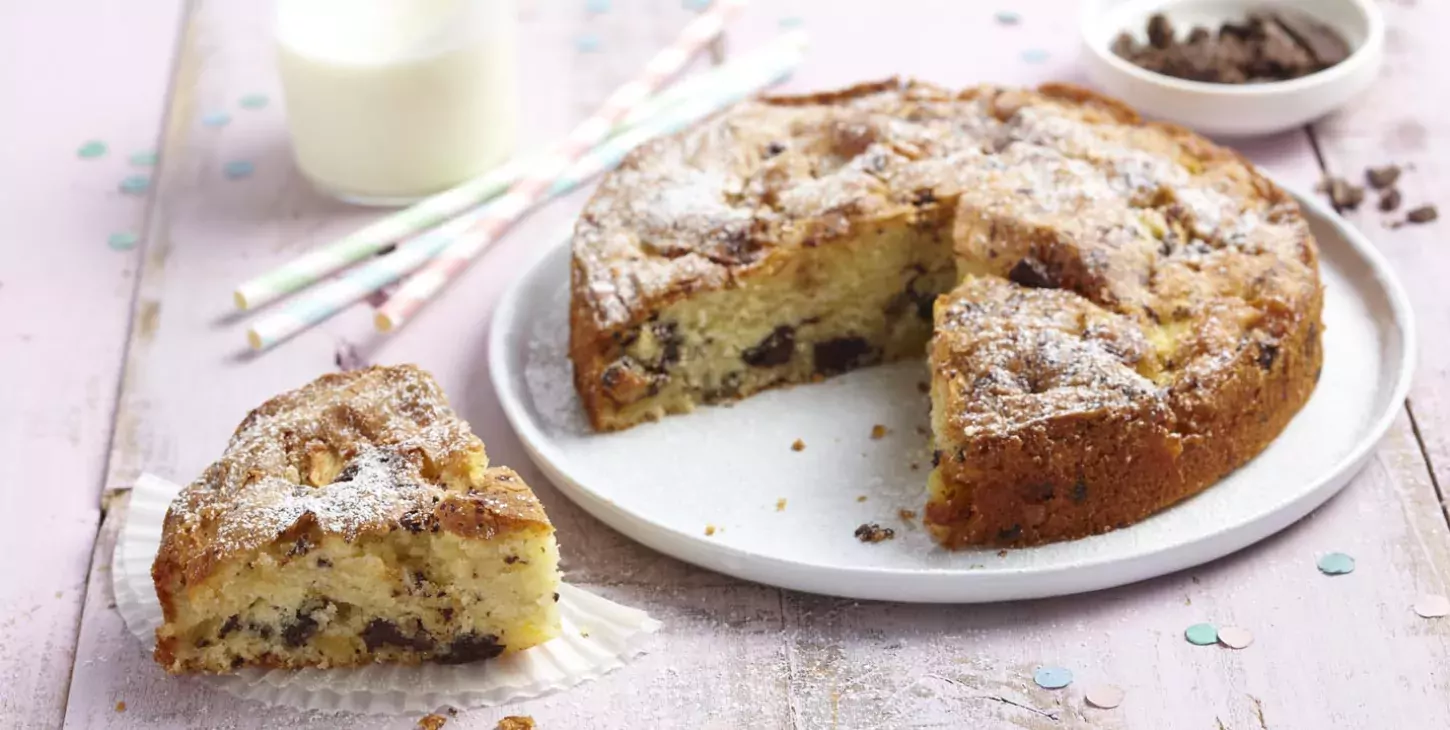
[1080,0,1385,98]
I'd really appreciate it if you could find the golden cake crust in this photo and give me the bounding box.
[152,365,553,666]
[569,79,1322,546]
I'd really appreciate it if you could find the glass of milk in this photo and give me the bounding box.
[275,0,518,205]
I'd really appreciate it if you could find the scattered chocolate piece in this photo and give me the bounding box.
[418,713,448,730]
[899,509,918,521]
[854,523,895,543]
[1406,204,1439,224]
[496,717,536,730]
[870,424,888,440]
[115,701,127,713]
[1379,188,1402,213]
[1366,165,1401,190]
[1325,177,1365,211]
[856,495,868,503]
[916,381,930,394]
[1113,9,1350,84]
[791,438,805,452]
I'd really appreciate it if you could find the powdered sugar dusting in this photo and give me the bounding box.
[156,365,516,576]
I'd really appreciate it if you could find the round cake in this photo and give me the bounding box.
[568,79,1322,547]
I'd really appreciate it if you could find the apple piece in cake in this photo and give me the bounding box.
[151,365,562,673]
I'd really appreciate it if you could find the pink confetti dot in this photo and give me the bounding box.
[1218,626,1254,649]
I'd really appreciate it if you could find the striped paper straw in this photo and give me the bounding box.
[374,0,747,332]
[233,5,746,312]
[245,32,802,351]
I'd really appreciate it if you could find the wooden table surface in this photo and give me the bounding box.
[4,1,1448,728]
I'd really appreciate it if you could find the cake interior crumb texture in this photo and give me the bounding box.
[569,80,1322,547]
[152,365,562,673]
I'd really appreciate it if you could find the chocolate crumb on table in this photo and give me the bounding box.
[791,438,805,452]
[870,424,888,439]
[854,523,896,543]
[114,701,126,713]
[418,713,448,730]
[899,509,918,522]
[496,717,536,730]
[1367,165,1402,190]
[857,495,868,503]
[1323,177,1366,211]
[916,381,930,394]
[1379,188,1402,213]
[1407,204,1439,224]
[1112,10,1349,84]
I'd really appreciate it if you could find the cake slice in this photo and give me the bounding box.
[151,365,561,673]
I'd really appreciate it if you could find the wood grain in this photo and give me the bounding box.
[1308,0,1450,509]
[0,2,184,727]
[38,0,1450,728]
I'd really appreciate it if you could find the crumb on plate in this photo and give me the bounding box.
[854,523,895,543]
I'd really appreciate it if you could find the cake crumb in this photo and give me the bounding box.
[996,549,1009,557]
[704,524,717,536]
[899,509,918,522]
[915,426,929,436]
[909,463,919,471]
[775,498,787,512]
[418,713,447,730]
[917,381,930,393]
[856,495,868,503]
[114,701,127,713]
[870,424,888,439]
[497,718,536,730]
[854,523,895,543]
[791,438,805,452]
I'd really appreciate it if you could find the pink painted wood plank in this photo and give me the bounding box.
[1308,0,1450,496]
[0,2,185,727]
[59,0,1450,728]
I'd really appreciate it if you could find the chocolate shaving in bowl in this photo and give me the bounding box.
[1113,10,1351,84]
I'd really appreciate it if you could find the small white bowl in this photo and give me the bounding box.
[1080,0,1384,137]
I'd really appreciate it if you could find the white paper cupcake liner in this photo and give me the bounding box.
[115,474,661,714]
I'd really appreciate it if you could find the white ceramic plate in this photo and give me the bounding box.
[489,189,1415,603]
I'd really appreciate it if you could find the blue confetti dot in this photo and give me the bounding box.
[586,0,611,12]
[1033,666,1073,689]
[574,33,602,52]
[239,93,269,109]
[223,160,255,180]
[1184,622,1218,645]
[1318,552,1355,575]
[995,10,1021,26]
[682,0,710,10]
[202,111,232,127]
[118,174,151,195]
[778,15,805,28]
[108,232,139,251]
[1021,48,1050,64]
